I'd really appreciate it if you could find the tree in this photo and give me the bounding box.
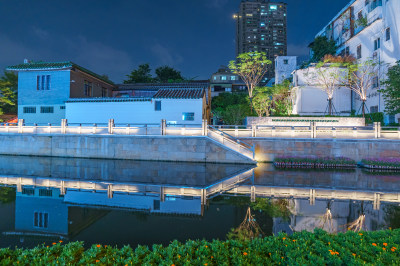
[228,52,272,104]
[155,66,184,83]
[347,59,382,117]
[252,87,272,117]
[0,71,18,116]
[380,61,400,115]
[123,64,154,83]
[211,93,250,124]
[309,36,337,63]
[270,80,293,116]
[303,56,350,115]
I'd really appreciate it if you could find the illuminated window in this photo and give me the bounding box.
[270,5,277,10]
[221,76,227,81]
[182,112,194,121]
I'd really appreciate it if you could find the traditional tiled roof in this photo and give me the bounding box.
[66,97,151,103]
[6,61,114,85]
[115,82,209,91]
[153,88,204,99]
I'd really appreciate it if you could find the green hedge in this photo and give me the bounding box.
[1,229,399,265]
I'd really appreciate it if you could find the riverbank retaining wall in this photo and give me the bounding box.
[0,134,254,164]
[242,138,400,162]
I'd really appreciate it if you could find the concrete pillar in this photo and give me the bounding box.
[18,119,24,134]
[160,187,165,202]
[202,119,208,136]
[108,119,114,134]
[373,193,381,210]
[60,181,66,195]
[373,122,381,139]
[252,125,256,137]
[61,119,67,134]
[309,189,316,205]
[107,184,113,199]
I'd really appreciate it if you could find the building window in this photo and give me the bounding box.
[221,76,227,81]
[34,212,48,228]
[213,76,217,80]
[84,80,93,96]
[153,200,160,210]
[230,76,236,81]
[372,76,379,88]
[155,101,161,111]
[182,112,195,121]
[39,189,53,197]
[374,38,380,50]
[40,106,54,113]
[283,59,288,64]
[60,106,66,110]
[36,75,50,90]
[357,45,362,59]
[345,46,350,56]
[370,105,378,113]
[23,107,36,113]
[101,87,108,97]
[386,27,391,41]
[22,188,35,195]
[270,5,277,10]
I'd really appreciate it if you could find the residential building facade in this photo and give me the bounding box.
[6,61,115,124]
[210,66,246,97]
[235,0,287,79]
[314,0,400,123]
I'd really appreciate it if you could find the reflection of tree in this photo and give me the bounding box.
[252,198,292,220]
[385,205,400,229]
[227,207,263,241]
[346,201,366,232]
[0,187,16,204]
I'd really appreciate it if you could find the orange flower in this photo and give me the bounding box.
[105,245,107,247]
[171,264,175,266]
[95,260,99,263]
[59,240,63,243]
[205,245,208,248]
[96,244,101,248]
[328,242,331,245]
[269,253,271,256]
[383,248,386,251]
[372,243,377,246]
[211,256,213,259]
[352,253,356,256]
[52,242,57,245]
[204,264,208,266]
[292,240,296,242]
[358,233,363,236]
[178,255,181,258]
[282,237,286,240]
[243,252,248,256]
[383,243,388,246]
[391,248,396,252]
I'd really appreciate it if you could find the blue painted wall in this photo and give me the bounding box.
[18,70,70,124]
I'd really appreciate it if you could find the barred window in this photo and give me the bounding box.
[40,106,54,113]
[182,112,195,121]
[34,212,49,228]
[23,107,36,113]
[36,75,51,90]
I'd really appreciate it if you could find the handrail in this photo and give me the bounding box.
[208,125,252,150]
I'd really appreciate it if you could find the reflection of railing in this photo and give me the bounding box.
[207,126,255,160]
[224,185,400,210]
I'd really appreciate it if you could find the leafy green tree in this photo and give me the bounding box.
[252,87,272,117]
[123,63,154,83]
[0,187,16,204]
[0,71,18,116]
[211,93,251,125]
[309,36,337,63]
[155,66,184,83]
[228,52,272,103]
[380,61,400,115]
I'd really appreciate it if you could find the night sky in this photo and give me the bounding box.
[0,0,349,83]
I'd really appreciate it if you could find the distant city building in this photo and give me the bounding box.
[313,0,400,123]
[6,61,115,124]
[235,0,287,79]
[209,66,246,97]
[274,56,297,84]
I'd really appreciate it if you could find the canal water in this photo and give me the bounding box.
[0,155,399,249]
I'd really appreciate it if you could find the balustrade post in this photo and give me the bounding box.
[377,122,381,138]
[126,124,130,135]
[161,119,166,135]
[61,119,67,134]
[34,123,37,134]
[251,125,256,138]
[48,123,51,134]
[203,120,208,136]
[235,126,238,137]
[108,119,114,134]
[353,127,358,138]
[291,126,295,138]
[373,122,378,139]
[18,119,24,134]
[332,127,336,138]
[93,124,97,134]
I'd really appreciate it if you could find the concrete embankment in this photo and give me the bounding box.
[0,134,255,164]
[242,138,400,162]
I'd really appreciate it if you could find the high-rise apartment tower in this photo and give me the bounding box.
[235,0,287,79]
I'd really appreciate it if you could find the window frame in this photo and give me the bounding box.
[182,112,195,121]
[154,100,162,111]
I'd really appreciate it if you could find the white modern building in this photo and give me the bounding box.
[66,88,207,125]
[275,56,297,84]
[298,0,400,123]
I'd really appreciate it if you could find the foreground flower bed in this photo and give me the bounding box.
[274,156,356,169]
[361,158,400,170]
[1,229,399,265]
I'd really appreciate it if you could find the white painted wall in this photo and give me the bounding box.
[66,98,204,125]
[292,67,351,115]
[275,56,297,84]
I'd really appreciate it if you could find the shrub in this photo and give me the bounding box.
[1,229,400,265]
